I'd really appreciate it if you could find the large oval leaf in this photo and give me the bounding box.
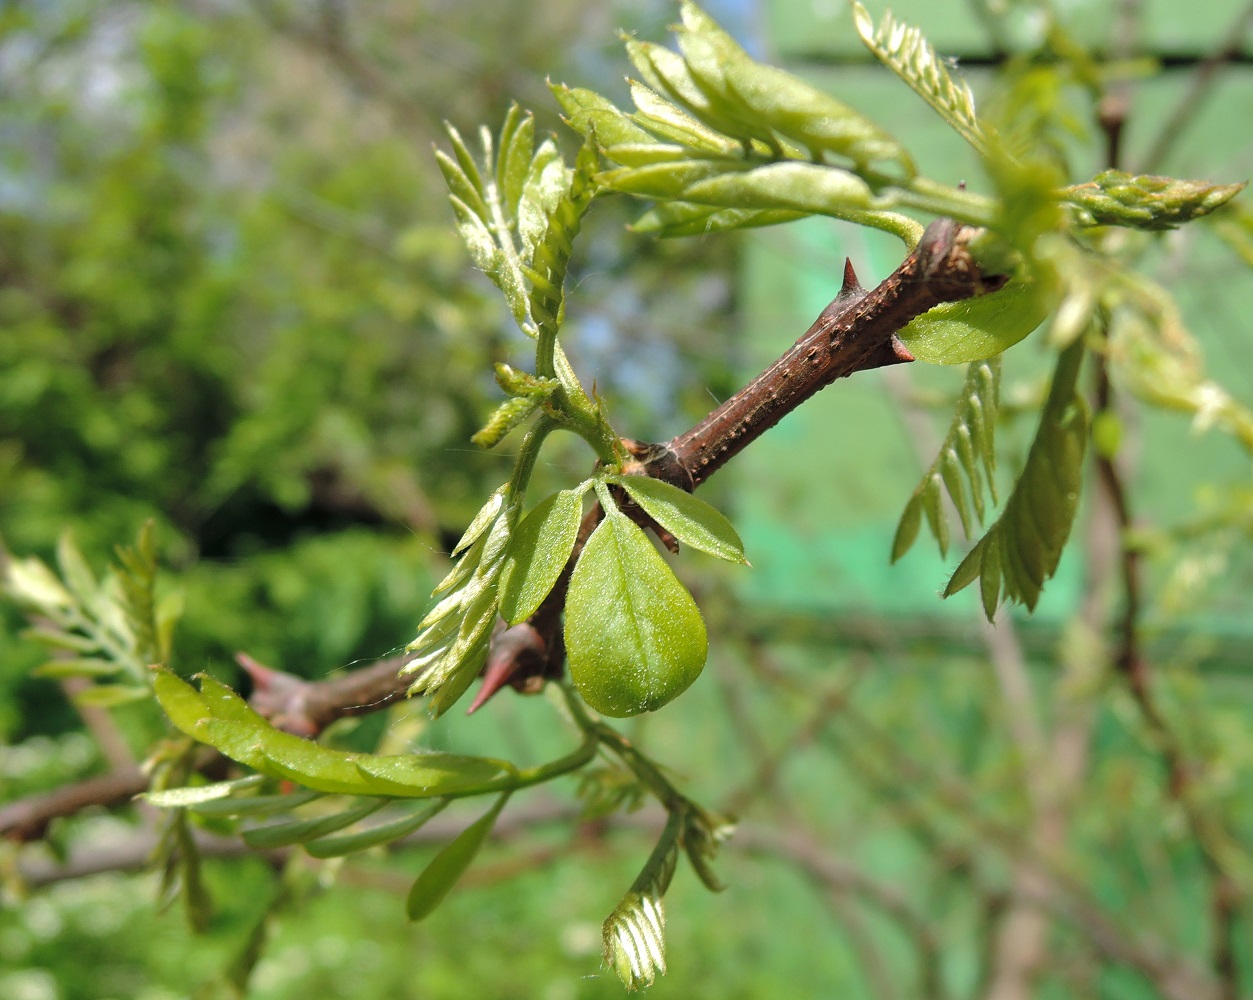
[565,512,708,717]
[499,488,585,624]
[608,475,747,564]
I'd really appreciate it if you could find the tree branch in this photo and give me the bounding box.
[2,219,1010,838]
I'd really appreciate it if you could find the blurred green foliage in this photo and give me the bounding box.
[0,0,735,739]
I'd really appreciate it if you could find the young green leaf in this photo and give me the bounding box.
[3,555,75,611]
[677,1,914,177]
[608,475,747,564]
[549,83,656,148]
[154,669,212,737]
[407,793,510,921]
[602,813,681,991]
[852,2,992,159]
[893,359,1001,562]
[55,532,98,609]
[304,799,451,859]
[631,201,803,238]
[470,395,540,449]
[242,798,387,851]
[1062,170,1246,231]
[896,276,1054,365]
[33,657,129,679]
[188,790,324,818]
[944,342,1088,617]
[565,510,708,717]
[499,488,587,624]
[145,775,266,808]
[353,750,516,796]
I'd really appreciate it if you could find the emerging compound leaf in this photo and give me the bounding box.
[55,532,98,610]
[603,813,681,991]
[608,475,747,564]
[407,490,515,716]
[113,521,163,666]
[499,488,587,624]
[565,509,708,717]
[944,342,1088,618]
[1107,282,1253,454]
[407,793,510,921]
[676,1,914,177]
[550,82,657,148]
[893,359,1001,561]
[471,396,540,449]
[852,2,992,159]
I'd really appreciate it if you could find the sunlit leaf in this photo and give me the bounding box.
[499,488,586,624]
[677,1,913,176]
[353,750,516,795]
[154,669,212,736]
[852,2,991,158]
[145,775,267,808]
[897,276,1054,364]
[1062,170,1246,230]
[609,475,747,564]
[630,201,802,237]
[565,509,708,717]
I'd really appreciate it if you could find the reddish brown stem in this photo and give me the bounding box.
[657,218,1003,489]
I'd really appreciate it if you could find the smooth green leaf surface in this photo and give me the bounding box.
[565,511,708,717]
[631,201,803,237]
[353,751,516,795]
[500,488,586,623]
[609,475,747,564]
[407,793,509,921]
[897,278,1054,364]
